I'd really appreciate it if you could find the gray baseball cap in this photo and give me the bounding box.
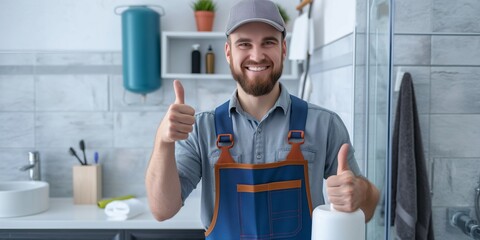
[225,0,286,36]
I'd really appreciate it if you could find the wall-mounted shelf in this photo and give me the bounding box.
[161,31,298,80]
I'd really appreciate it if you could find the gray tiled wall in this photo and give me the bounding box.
[0,51,298,198]
[393,35,432,66]
[432,36,480,65]
[308,34,360,170]
[431,67,480,114]
[394,0,432,33]
[394,0,480,239]
[432,0,480,33]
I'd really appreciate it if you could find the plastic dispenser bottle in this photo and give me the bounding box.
[191,44,201,74]
[206,45,215,74]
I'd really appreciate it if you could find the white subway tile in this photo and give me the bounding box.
[35,112,113,148]
[36,75,109,111]
[0,113,34,148]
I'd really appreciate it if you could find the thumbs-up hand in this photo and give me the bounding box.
[326,144,367,212]
[157,80,195,143]
[173,79,186,104]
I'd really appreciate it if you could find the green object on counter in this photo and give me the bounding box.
[97,195,135,208]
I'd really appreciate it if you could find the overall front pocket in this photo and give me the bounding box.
[237,180,302,239]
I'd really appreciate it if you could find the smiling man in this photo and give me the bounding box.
[146,0,379,239]
[227,22,284,94]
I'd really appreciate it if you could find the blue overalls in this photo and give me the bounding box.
[205,95,313,239]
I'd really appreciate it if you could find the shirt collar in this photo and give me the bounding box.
[228,83,290,117]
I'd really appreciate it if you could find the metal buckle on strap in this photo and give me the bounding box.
[288,130,305,144]
[216,134,234,148]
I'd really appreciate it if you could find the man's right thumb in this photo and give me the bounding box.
[174,80,184,104]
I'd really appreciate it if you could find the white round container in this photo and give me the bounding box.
[311,204,365,240]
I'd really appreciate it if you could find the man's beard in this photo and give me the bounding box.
[229,55,283,97]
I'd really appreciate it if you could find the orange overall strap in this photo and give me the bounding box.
[286,95,308,162]
[216,134,235,164]
[286,130,306,161]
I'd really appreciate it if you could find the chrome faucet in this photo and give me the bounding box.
[19,151,41,181]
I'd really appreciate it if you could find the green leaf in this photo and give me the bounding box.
[191,0,216,12]
[276,4,290,24]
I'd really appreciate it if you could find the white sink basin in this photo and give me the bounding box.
[0,181,49,218]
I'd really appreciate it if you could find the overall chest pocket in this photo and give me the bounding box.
[237,180,302,239]
[276,149,316,164]
[277,149,317,178]
[209,150,242,166]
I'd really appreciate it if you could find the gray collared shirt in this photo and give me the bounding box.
[175,83,361,229]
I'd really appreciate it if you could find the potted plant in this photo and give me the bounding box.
[191,0,216,32]
[276,4,290,25]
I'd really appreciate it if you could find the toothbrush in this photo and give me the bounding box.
[94,152,99,164]
[79,140,88,165]
[69,147,85,165]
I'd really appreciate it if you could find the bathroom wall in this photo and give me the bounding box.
[394,0,480,239]
[308,35,357,163]
[307,5,368,233]
[307,0,358,168]
[0,0,300,198]
[0,0,297,51]
[0,52,298,198]
[310,0,356,48]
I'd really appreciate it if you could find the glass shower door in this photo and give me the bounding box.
[354,0,393,239]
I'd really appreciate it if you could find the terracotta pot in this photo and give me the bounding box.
[194,11,215,32]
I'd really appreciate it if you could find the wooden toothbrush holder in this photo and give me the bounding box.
[73,165,102,205]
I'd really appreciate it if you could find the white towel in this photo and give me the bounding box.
[104,198,145,221]
[289,13,309,61]
[291,14,316,100]
[289,14,315,60]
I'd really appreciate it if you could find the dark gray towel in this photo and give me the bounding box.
[391,72,434,240]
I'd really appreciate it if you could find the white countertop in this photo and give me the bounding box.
[0,197,203,230]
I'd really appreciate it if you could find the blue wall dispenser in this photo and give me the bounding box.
[115,5,165,103]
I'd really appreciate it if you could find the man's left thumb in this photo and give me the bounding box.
[337,144,350,174]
